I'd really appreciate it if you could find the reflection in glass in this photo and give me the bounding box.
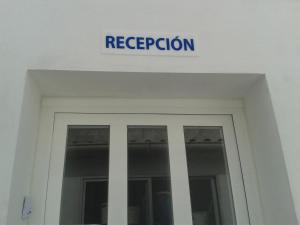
[184,127,236,225]
[128,126,173,225]
[59,126,109,225]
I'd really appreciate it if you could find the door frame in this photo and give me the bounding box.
[29,98,264,225]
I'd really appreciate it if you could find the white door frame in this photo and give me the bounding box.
[29,98,264,225]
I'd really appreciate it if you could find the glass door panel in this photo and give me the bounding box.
[127,126,174,225]
[183,127,236,225]
[59,125,110,225]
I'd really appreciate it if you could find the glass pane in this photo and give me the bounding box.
[128,126,173,225]
[59,126,110,225]
[184,127,236,225]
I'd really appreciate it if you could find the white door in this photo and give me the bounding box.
[45,113,250,225]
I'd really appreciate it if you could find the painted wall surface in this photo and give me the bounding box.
[0,0,300,225]
[4,77,41,224]
[245,78,298,225]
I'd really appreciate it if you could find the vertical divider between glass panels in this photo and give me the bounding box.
[221,119,250,225]
[108,122,128,225]
[167,123,193,225]
[45,119,68,225]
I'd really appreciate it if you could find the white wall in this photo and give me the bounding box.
[5,77,41,225]
[1,0,300,224]
[245,77,297,225]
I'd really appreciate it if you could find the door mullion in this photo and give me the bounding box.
[107,122,127,225]
[167,123,193,225]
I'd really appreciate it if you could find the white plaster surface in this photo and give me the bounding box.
[1,0,300,224]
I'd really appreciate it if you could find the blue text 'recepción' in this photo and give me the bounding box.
[105,35,195,52]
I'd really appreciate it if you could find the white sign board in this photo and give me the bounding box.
[102,32,199,56]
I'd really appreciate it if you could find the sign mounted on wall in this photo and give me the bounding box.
[102,32,199,56]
